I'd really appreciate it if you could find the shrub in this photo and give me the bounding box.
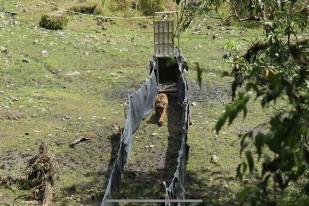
[39,14,68,30]
[138,0,165,15]
[69,5,97,14]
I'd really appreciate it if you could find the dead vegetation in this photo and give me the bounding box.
[0,143,56,205]
[25,143,55,204]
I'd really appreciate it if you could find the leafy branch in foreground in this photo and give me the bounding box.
[215,0,309,205]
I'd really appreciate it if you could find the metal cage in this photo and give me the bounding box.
[152,11,181,93]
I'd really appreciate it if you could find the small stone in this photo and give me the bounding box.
[10,96,18,101]
[22,57,30,63]
[55,141,65,146]
[210,154,219,163]
[191,102,197,106]
[243,179,250,184]
[84,51,89,56]
[151,133,158,137]
[64,71,80,76]
[149,144,155,148]
[41,50,48,57]
[0,46,8,53]
[65,115,70,119]
[120,48,128,52]
[223,184,229,189]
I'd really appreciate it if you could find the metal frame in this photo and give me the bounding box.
[153,11,179,57]
[152,11,180,94]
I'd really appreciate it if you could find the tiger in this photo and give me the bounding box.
[155,93,168,126]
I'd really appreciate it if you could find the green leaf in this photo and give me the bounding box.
[236,163,243,180]
[255,133,265,159]
[242,162,247,174]
[215,114,227,134]
[245,151,254,173]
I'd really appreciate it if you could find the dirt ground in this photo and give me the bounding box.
[120,94,182,199]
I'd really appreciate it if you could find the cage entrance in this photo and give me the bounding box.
[157,57,179,93]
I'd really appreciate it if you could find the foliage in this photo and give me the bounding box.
[39,14,68,30]
[137,0,165,15]
[69,5,98,14]
[213,0,309,205]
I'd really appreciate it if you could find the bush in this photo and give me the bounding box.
[69,5,97,14]
[138,0,165,15]
[39,14,68,30]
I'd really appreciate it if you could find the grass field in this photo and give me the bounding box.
[0,0,272,205]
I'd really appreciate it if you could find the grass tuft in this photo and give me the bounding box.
[39,14,68,30]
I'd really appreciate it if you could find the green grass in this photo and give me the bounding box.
[0,0,271,205]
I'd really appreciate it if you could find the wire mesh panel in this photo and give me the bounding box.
[154,20,174,57]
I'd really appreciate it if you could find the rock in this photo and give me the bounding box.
[84,51,89,56]
[22,57,30,63]
[151,133,158,137]
[149,144,155,148]
[41,50,48,57]
[0,46,8,53]
[120,48,128,52]
[57,31,65,38]
[207,72,217,77]
[191,102,197,106]
[55,141,65,146]
[223,184,229,189]
[210,154,219,163]
[64,71,80,76]
[33,39,39,44]
[243,179,250,184]
[10,96,18,101]
[192,31,201,35]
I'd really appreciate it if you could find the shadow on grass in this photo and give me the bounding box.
[186,170,238,206]
[61,131,121,206]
